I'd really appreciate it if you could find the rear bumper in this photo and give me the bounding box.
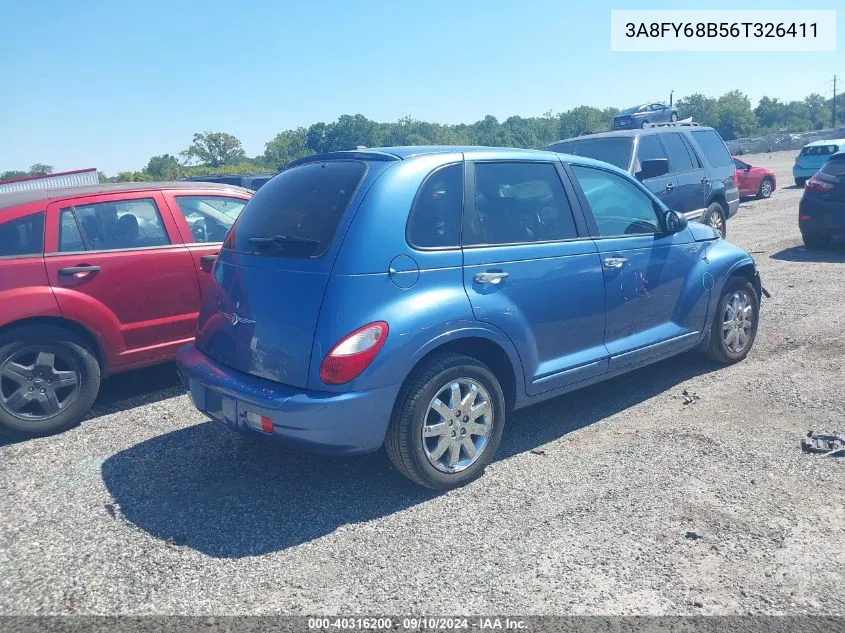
[799,197,845,236]
[793,165,819,179]
[176,343,399,455]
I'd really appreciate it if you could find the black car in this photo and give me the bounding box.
[545,123,739,237]
[613,103,679,129]
[799,150,845,249]
[181,174,275,191]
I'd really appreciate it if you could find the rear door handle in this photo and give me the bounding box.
[603,257,628,269]
[701,177,711,185]
[200,255,217,264]
[665,182,675,191]
[474,271,509,285]
[58,265,101,275]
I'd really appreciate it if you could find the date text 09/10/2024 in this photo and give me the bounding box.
[624,22,818,39]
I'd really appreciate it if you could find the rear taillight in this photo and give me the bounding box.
[319,321,389,385]
[805,176,833,192]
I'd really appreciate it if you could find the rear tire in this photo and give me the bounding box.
[703,202,727,238]
[704,277,759,365]
[0,326,101,439]
[757,177,774,199]
[670,113,678,122]
[802,233,830,250]
[385,353,506,490]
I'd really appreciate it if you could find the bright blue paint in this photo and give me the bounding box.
[177,146,761,455]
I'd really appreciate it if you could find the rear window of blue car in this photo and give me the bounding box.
[226,161,366,258]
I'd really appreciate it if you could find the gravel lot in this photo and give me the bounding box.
[1,150,843,616]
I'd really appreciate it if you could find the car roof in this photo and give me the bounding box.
[285,145,631,174]
[803,138,845,147]
[547,126,715,145]
[0,181,252,211]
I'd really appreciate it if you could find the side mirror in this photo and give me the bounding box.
[637,158,669,181]
[745,165,752,172]
[664,210,688,234]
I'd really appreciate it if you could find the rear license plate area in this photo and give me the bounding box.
[205,388,238,430]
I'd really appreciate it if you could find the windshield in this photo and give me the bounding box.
[620,105,644,115]
[549,137,634,170]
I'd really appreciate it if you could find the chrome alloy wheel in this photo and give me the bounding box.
[722,290,754,354]
[708,209,725,236]
[760,179,773,198]
[422,378,493,473]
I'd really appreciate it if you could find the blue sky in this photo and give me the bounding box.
[1,0,841,174]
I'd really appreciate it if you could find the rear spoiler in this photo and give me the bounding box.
[286,151,401,169]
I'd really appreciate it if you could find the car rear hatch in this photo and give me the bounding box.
[797,145,839,170]
[194,155,396,388]
[814,153,845,202]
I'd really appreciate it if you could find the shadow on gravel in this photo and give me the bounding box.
[101,353,722,558]
[770,242,845,263]
[0,363,184,448]
[88,363,183,417]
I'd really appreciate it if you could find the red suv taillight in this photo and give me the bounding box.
[805,175,833,192]
[319,321,389,385]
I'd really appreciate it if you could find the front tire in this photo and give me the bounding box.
[703,202,727,238]
[757,177,774,199]
[704,278,759,364]
[795,177,807,187]
[0,326,101,438]
[385,353,506,489]
[640,119,649,128]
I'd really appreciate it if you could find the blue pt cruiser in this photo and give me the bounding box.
[177,146,764,489]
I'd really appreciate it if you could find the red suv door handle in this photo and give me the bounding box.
[58,265,101,276]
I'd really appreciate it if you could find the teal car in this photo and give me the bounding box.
[793,139,845,186]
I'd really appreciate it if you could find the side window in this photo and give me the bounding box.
[407,164,463,248]
[663,133,695,173]
[681,134,703,168]
[0,213,45,258]
[635,135,667,178]
[690,129,733,167]
[571,165,662,237]
[58,198,170,252]
[174,196,246,243]
[473,162,578,244]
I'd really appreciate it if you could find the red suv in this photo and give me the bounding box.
[0,182,252,438]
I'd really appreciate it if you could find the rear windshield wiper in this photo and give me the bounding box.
[248,234,320,247]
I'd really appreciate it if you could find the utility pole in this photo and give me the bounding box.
[670,90,674,107]
[834,75,838,129]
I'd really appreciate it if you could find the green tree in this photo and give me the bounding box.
[557,106,607,139]
[263,128,313,169]
[715,90,757,140]
[804,93,831,130]
[0,170,29,180]
[754,96,784,130]
[180,132,246,167]
[676,94,718,127]
[145,154,182,180]
[28,163,53,176]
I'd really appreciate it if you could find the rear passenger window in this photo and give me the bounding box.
[58,199,170,252]
[691,129,733,167]
[473,162,578,244]
[819,157,845,177]
[663,133,695,173]
[0,213,45,257]
[407,164,462,248]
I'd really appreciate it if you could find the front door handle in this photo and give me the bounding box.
[603,257,628,269]
[701,176,711,185]
[474,271,509,285]
[199,254,217,271]
[665,182,675,191]
[58,265,101,276]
